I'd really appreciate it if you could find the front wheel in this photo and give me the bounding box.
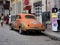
[19,28,23,34]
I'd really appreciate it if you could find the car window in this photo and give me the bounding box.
[11,15,16,21]
[25,15,36,19]
[16,15,21,19]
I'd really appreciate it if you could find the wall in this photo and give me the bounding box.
[30,0,43,23]
[10,0,16,15]
[0,5,3,15]
[10,0,22,15]
[30,0,46,13]
[54,0,60,9]
[47,0,54,12]
[42,0,46,12]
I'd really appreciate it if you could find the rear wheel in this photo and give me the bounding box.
[19,28,23,34]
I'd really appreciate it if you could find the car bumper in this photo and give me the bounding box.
[25,28,45,31]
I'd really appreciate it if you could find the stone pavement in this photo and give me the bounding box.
[1,21,60,41]
[43,24,60,41]
[0,23,60,45]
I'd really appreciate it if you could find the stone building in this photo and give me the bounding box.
[10,0,60,23]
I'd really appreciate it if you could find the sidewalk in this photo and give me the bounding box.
[43,24,60,41]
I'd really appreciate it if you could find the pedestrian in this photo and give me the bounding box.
[5,14,9,24]
[56,8,60,30]
[0,14,4,26]
[9,15,11,25]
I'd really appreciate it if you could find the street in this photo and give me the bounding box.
[0,24,60,45]
[0,0,60,45]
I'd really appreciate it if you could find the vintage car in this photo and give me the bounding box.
[10,14,45,34]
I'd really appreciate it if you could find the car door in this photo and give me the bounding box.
[15,15,21,30]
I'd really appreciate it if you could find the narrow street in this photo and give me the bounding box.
[0,24,60,45]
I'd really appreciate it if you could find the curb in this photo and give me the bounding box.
[43,32,60,41]
[44,24,60,41]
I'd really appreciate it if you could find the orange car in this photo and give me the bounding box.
[10,14,45,34]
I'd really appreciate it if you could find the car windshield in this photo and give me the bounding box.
[25,15,36,19]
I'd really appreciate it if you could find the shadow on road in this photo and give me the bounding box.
[17,31,45,36]
[23,32,46,36]
[10,29,46,36]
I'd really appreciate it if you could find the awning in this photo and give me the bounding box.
[23,6,31,10]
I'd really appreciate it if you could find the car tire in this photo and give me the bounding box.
[19,28,23,34]
[38,30,41,33]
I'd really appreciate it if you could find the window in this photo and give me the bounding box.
[25,15,35,19]
[16,15,21,19]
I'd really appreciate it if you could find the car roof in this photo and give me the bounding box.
[18,14,32,15]
[17,14,36,17]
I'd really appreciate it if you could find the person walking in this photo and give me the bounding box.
[5,14,9,24]
[56,9,60,30]
[9,15,11,25]
[1,14,4,26]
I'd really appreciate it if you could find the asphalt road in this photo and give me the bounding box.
[0,24,60,45]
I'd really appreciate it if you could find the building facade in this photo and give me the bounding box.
[10,0,60,23]
[54,0,60,9]
[0,0,10,16]
[0,1,3,15]
[10,0,46,23]
[10,0,48,15]
[10,0,22,15]
[46,0,55,12]
[46,0,60,12]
